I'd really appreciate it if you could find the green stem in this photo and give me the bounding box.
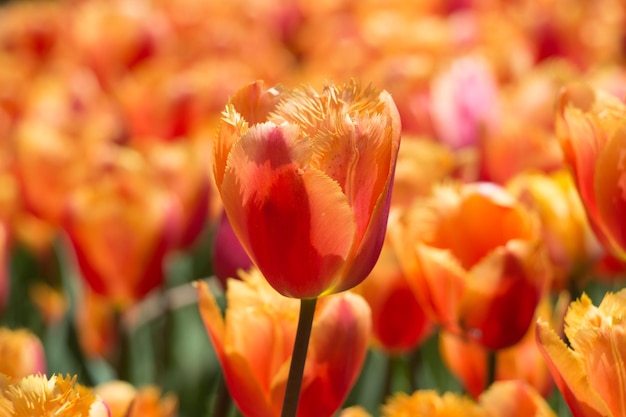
[213,373,233,417]
[408,348,421,392]
[280,298,318,417]
[486,349,497,390]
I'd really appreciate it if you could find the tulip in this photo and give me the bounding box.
[506,170,603,291]
[440,293,568,397]
[0,374,110,417]
[391,182,550,350]
[63,148,181,307]
[430,55,501,151]
[0,328,46,379]
[197,267,371,417]
[211,210,253,288]
[337,406,372,417]
[555,83,626,261]
[536,289,626,417]
[479,380,556,417]
[140,139,211,249]
[381,390,488,417]
[95,380,177,417]
[213,79,401,298]
[352,230,432,354]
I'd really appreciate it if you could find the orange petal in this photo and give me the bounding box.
[415,243,466,332]
[214,81,283,189]
[594,126,626,260]
[197,280,275,417]
[535,320,612,417]
[480,380,556,417]
[221,123,356,298]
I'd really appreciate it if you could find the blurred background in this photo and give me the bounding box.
[0,0,625,416]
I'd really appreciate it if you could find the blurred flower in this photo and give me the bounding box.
[213,79,401,298]
[536,289,626,417]
[337,406,373,417]
[13,64,124,228]
[0,373,110,416]
[391,182,550,349]
[140,139,211,249]
[430,55,501,150]
[352,231,432,354]
[0,328,46,379]
[95,380,177,417]
[390,136,458,208]
[507,170,603,291]
[479,380,556,417]
[211,210,252,288]
[440,293,568,397]
[74,288,118,359]
[28,283,68,326]
[381,390,487,417]
[197,267,371,417]
[556,83,626,261]
[63,148,181,307]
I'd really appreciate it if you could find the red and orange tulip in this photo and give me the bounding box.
[63,148,181,307]
[197,267,371,417]
[440,293,568,397]
[556,83,626,261]
[536,289,626,417]
[213,79,401,298]
[352,232,432,354]
[391,182,550,349]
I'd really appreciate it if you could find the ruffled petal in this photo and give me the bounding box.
[536,320,613,417]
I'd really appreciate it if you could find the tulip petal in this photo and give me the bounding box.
[594,126,626,260]
[536,320,613,417]
[214,81,283,189]
[296,293,371,417]
[197,281,275,417]
[564,292,626,417]
[221,123,356,298]
[414,243,467,332]
[480,380,556,417]
[461,241,544,350]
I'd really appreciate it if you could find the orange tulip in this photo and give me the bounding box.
[352,233,432,354]
[213,79,401,298]
[63,148,181,307]
[140,139,211,249]
[0,374,110,417]
[440,293,568,397]
[536,289,626,417]
[381,390,488,417]
[479,380,556,417]
[95,380,177,417]
[556,83,626,261]
[391,182,550,349]
[197,267,371,417]
[506,170,603,291]
[0,328,46,379]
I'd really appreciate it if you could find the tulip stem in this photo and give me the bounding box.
[486,349,497,390]
[281,297,318,417]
